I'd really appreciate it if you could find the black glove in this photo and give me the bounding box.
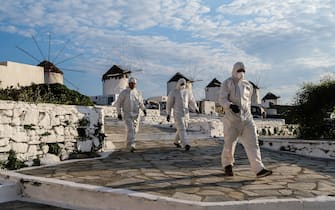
[166,115,170,122]
[143,109,147,116]
[230,104,240,113]
[117,114,122,120]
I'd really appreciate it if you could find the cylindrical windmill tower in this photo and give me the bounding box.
[102,65,132,95]
[38,60,64,84]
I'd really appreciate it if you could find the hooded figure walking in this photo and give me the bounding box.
[116,77,147,152]
[166,78,199,151]
[218,62,272,178]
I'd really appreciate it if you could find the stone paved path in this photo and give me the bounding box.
[0,200,71,209]
[20,138,335,202]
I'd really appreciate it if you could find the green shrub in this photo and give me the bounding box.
[4,150,27,170]
[47,143,62,156]
[0,83,93,106]
[292,79,335,139]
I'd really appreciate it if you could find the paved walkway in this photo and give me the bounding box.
[0,200,71,209]
[19,138,335,202]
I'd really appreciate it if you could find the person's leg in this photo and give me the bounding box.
[239,121,265,174]
[221,120,239,169]
[125,117,136,151]
[176,116,188,147]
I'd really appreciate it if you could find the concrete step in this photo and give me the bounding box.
[0,179,20,203]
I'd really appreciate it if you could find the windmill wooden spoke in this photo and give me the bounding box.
[55,53,83,65]
[16,46,40,62]
[53,39,71,63]
[61,68,87,73]
[64,77,80,91]
[31,35,46,60]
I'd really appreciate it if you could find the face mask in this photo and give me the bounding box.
[237,72,245,80]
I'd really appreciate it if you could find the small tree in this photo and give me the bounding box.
[292,79,335,139]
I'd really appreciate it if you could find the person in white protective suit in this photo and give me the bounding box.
[166,78,199,151]
[116,77,147,152]
[218,62,272,178]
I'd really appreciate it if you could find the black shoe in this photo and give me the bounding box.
[174,142,182,148]
[185,145,191,151]
[256,168,272,178]
[224,165,234,176]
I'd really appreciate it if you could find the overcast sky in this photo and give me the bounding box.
[1,0,334,104]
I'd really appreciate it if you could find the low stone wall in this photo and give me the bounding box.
[102,106,297,139]
[255,119,299,138]
[0,100,105,165]
[260,138,335,159]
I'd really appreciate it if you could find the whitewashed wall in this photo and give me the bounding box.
[0,100,105,165]
[0,61,44,89]
[260,138,335,159]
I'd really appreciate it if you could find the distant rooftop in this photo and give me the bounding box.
[262,92,280,100]
[249,81,259,89]
[167,72,192,83]
[102,65,131,80]
[206,78,221,87]
[37,60,63,74]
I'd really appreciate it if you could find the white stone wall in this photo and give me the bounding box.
[255,119,299,137]
[0,61,44,89]
[260,138,335,159]
[0,100,105,164]
[102,106,297,139]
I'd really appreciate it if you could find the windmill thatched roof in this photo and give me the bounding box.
[206,78,221,88]
[102,65,131,80]
[248,81,259,89]
[262,92,280,100]
[38,60,63,74]
[167,72,192,83]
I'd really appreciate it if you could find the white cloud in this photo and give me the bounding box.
[1,0,335,102]
[293,53,335,69]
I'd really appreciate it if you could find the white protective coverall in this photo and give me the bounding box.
[218,62,265,174]
[116,85,146,148]
[166,78,198,147]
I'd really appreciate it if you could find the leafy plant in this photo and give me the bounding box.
[47,143,61,156]
[32,157,41,166]
[4,150,27,170]
[291,79,335,139]
[78,117,90,127]
[0,83,93,106]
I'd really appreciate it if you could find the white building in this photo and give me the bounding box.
[0,60,63,89]
[262,92,280,108]
[38,60,64,85]
[249,81,261,106]
[167,72,193,95]
[205,78,221,102]
[198,100,216,115]
[91,65,131,105]
[261,92,280,116]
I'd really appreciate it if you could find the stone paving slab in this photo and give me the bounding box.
[0,200,71,210]
[19,139,335,202]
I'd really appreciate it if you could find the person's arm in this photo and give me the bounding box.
[166,90,174,116]
[188,90,198,112]
[218,79,232,110]
[137,91,147,116]
[116,91,125,115]
[137,91,146,111]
